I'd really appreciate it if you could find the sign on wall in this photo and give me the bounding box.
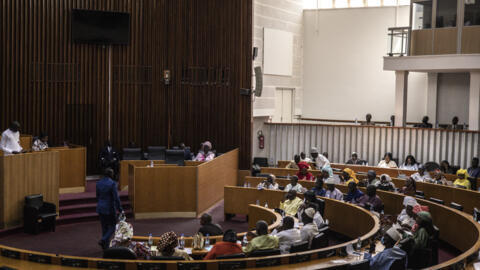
[263,28,293,76]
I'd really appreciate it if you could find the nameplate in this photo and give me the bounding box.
[97,261,125,270]
[177,262,206,270]
[136,262,167,270]
[255,258,281,268]
[1,249,20,259]
[61,257,89,268]
[289,253,311,264]
[27,253,51,264]
[218,260,247,270]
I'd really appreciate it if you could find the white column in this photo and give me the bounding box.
[469,71,480,131]
[426,73,438,126]
[394,71,409,127]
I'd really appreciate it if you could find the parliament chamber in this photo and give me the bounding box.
[2,0,480,269]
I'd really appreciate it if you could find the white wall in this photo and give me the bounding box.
[437,73,470,124]
[302,7,428,123]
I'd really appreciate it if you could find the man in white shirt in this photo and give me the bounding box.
[300,208,319,248]
[324,178,344,201]
[271,216,301,254]
[0,121,23,154]
[410,165,431,182]
[310,147,330,170]
[284,176,304,193]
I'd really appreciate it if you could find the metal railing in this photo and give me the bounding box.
[387,27,410,56]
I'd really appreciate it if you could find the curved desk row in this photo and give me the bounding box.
[259,167,480,215]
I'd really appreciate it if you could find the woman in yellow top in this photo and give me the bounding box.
[453,169,471,190]
[342,168,359,185]
[453,169,471,189]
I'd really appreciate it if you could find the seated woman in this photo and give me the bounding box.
[32,132,49,151]
[399,177,416,196]
[399,155,418,170]
[296,162,314,181]
[341,168,359,185]
[397,196,419,230]
[204,230,243,259]
[453,169,471,189]
[109,219,150,259]
[377,152,397,168]
[355,185,383,212]
[429,171,452,186]
[410,165,431,182]
[400,211,435,269]
[440,160,455,174]
[193,141,215,162]
[157,231,193,260]
[284,176,304,193]
[257,174,279,190]
[376,174,396,192]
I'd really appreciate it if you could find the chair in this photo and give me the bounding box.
[468,177,477,191]
[289,241,309,253]
[311,232,329,249]
[147,146,166,160]
[103,247,137,260]
[24,194,57,234]
[390,257,406,270]
[318,225,329,235]
[253,157,269,168]
[216,253,246,259]
[348,259,369,270]
[429,197,444,205]
[123,148,143,160]
[165,149,185,166]
[415,194,425,200]
[248,249,280,257]
[415,190,424,196]
[151,256,185,261]
[450,202,463,211]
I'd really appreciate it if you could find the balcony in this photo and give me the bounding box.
[387,27,410,57]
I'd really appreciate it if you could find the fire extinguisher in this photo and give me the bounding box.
[258,131,264,149]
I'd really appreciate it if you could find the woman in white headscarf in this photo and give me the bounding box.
[109,220,150,259]
[397,196,419,229]
[194,141,215,161]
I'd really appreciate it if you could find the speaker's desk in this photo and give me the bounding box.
[47,145,86,193]
[0,151,59,228]
[129,149,238,218]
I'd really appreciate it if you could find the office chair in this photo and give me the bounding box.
[248,249,280,257]
[289,241,309,253]
[415,190,424,197]
[311,232,329,249]
[103,247,137,260]
[253,157,269,167]
[147,146,166,160]
[123,148,143,160]
[165,149,185,166]
[429,197,444,205]
[24,194,57,234]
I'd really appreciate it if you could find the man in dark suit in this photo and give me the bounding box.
[99,140,120,179]
[96,168,123,249]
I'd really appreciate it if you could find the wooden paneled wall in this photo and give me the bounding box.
[0,0,253,173]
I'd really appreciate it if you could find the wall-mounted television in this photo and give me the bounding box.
[72,9,130,45]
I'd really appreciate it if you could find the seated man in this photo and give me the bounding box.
[285,155,301,170]
[284,176,303,193]
[429,171,452,186]
[179,142,193,161]
[310,147,330,170]
[364,227,407,270]
[32,132,49,151]
[355,185,383,212]
[344,182,364,203]
[468,157,480,179]
[271,216,301,254]
[376,174,396,192]
[257,174,279,190]
[346,152,366,165]
[296,162,314,181]
[311,178,326,197]
[411,165,431,182]
[204,229,243,259]
[157,231,193,260]
[0,121,23,154]
[198,213,223,236]
[298,191,324,228]
[300,152,311,162]
[243,220,279,254]
[324,178,343,200]
[279,190,303,216]
[360,170,378,187]
[300,208,319,248]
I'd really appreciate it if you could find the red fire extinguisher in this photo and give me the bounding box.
[258,131,264,149]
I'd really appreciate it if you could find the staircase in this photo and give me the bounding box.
[58,181,132,225]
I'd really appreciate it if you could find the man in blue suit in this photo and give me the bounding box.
[96,168,123,249]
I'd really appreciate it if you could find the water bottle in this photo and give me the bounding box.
[205,234,210,247]
[256,200,260,205]
[150,160,154,167]
[356,237,362,251]
[355,118,358,125]
[179,234,185,249]
[242,234,248,246]
[148,233,153,246]
[264,202,268,208]
[243,182,247,187]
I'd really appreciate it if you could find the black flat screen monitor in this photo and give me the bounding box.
[72,9,130,45]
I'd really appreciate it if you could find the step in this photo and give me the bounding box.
[59,201,131,216]
[60,192,129,207]
[57,210,133,225]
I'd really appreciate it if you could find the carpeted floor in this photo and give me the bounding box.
[0,200,248,258]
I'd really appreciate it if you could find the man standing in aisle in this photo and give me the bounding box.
[0,121,24,154]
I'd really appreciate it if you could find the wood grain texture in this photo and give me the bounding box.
[197,149,238,214]
[0,0,252,173]
[0,151,59,228]
[433,28,457,54]
[184,161,204,166]
[48,146,86,190]
[410,29,433,55]
[461,26,480,54]
[119,160,165,189]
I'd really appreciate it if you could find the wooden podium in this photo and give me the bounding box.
[0,151,59,229]
[48,145,86,193]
